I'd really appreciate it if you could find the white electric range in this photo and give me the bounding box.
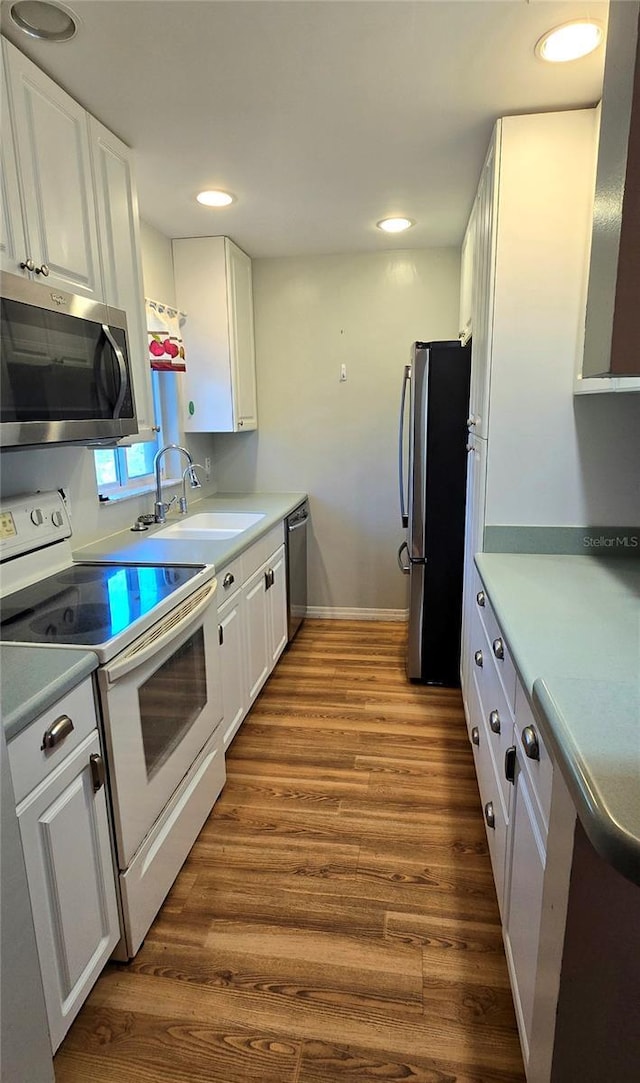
[0,490,225,957]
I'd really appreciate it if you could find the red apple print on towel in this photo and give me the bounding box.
[149,338,164,357]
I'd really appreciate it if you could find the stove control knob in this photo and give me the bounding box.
[51,510,64,527]
[30,508,44,526]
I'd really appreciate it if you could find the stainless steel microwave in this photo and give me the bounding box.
[0,272,138,448]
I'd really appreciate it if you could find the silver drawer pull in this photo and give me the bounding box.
[484,801,495,830]
[474,649,483,668]
[521,725,540,761]
[492,637,504,660]
[471,726,480,746]
[223,572,235,588]
[489,709,501,734]
[476,590,485,607]
[89,753,105,793]
[41,714,74,751]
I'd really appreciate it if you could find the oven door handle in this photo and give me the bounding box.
[104,580,217,684]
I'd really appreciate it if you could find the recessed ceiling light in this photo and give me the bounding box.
[377,217,414,234]
[196,190,235,208]
[9,0,78,42]
[535,20,603,63]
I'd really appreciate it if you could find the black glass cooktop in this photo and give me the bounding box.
[0,563,201,646]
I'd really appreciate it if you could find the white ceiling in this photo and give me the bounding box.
[0,0,609,258]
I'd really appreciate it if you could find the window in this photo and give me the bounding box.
[94,369,181,500]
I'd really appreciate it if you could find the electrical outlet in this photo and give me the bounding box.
[204,457,212,479]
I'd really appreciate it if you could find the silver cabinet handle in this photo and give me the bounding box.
[41,714,74,751]
[223,572,235,588]
[474,649,483,668]
[238,419,244,427]
[218,624,224,646]
[264,568,275,590]
[505,746,516,784]
[89,753,105,793]
[471,726,480,746]
[484,801,495,829]
[20,257,35,272]
[476,590,485,607]
[489,709,501,734]
[522,725,540,761]
[492,637,504,660]
[35,263,49,276]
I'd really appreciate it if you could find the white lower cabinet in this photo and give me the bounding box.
[218,590,247,748]
[464,570,577,1082]
[9,680,119,1052]
[216,526,288,749]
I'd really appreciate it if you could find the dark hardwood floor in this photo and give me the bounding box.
[54,619,525,1082]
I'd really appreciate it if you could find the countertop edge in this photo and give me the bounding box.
[532,677,640,886]
[1,647,99,741]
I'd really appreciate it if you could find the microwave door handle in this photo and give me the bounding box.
[102,323,128,419]
[399,364,411,528]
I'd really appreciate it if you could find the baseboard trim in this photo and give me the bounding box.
[305,607,409,622]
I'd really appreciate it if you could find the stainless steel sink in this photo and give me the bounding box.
[155,511,265,541]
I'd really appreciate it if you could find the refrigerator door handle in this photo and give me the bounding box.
[397,540,410,574]
[398,364,411,528]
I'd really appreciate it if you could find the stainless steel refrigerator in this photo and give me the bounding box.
[398,340,471,684]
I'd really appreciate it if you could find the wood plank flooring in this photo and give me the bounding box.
[54,620,525,1083]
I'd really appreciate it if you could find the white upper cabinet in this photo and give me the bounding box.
[458,200,476,346]
[1,37,102,299]
[0,49,27,275]
[89,117,156,441]
[173,236,258,433]
[467,134,498,440]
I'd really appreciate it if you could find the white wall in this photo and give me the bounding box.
[484,111,640,529]
[0,220,217,548]
[211,248,461,614]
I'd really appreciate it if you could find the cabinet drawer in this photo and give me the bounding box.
[241,522,285,580]
[475,629,514,822]
[471,670,508,918]
[473,568,517,709]
[515,681,553,838]
[216,556,243,603]
[8,678,98,804]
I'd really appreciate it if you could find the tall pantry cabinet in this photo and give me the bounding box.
[460,110,598,708]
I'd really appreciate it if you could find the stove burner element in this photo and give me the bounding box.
[30,603,112,641]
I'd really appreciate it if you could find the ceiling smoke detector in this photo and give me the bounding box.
[9,0,78,41]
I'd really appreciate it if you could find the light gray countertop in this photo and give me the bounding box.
[1,644,98,741]
[475,553,640,885]
[75,491,308,568]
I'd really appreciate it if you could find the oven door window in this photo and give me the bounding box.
[138,627,207,780]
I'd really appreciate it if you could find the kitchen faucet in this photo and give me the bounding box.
[153,444,201,523]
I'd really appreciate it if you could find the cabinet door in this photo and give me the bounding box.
[503,753,546,1068]
[468,130,498,438]
[266,544,288,665]
[17,730,119,1051]
[218,593,248,748]
[460,436,487,704]
[459,201,476,344]
[0,54,28,277]
[89,116,156,440]
[226,238,258,430]
[3,38,102,299]
[243,565,271,703]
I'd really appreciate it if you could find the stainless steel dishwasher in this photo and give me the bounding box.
[285,501,308,641]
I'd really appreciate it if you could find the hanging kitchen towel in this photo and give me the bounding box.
[146,298,187,371]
